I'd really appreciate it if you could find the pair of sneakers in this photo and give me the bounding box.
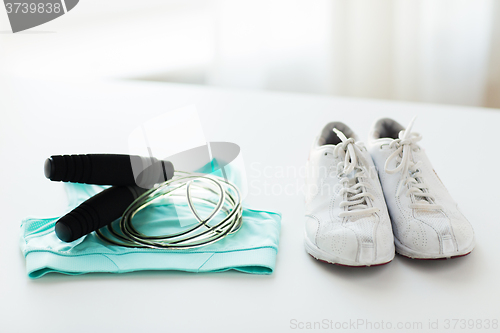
[304,117,475,266]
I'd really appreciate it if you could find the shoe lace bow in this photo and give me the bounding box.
[383,118,442,210]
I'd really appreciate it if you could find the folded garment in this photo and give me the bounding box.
[20,183,281,278]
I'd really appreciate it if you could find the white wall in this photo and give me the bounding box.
[0,0,499,108]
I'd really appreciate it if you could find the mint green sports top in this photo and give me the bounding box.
[20,183,281,278]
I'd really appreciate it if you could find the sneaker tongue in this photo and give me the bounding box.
[414,189,433,205]
[345,167,370,213]
[375,138,393,144]
[405,168,433,205]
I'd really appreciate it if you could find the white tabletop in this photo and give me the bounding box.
[1,77,499,333]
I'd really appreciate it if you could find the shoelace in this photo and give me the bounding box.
[383,117,442,210]
[332,128,379,218]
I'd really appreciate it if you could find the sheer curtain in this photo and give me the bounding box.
[209,0,500,107]
[1,0,498,108]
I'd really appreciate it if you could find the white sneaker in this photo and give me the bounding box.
[367,117,475,259]
[304,122,395,266]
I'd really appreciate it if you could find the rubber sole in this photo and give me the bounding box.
[304,237,394,267]
[311,255,392,267]
[394,237,475,260]
[396,250,472,260]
